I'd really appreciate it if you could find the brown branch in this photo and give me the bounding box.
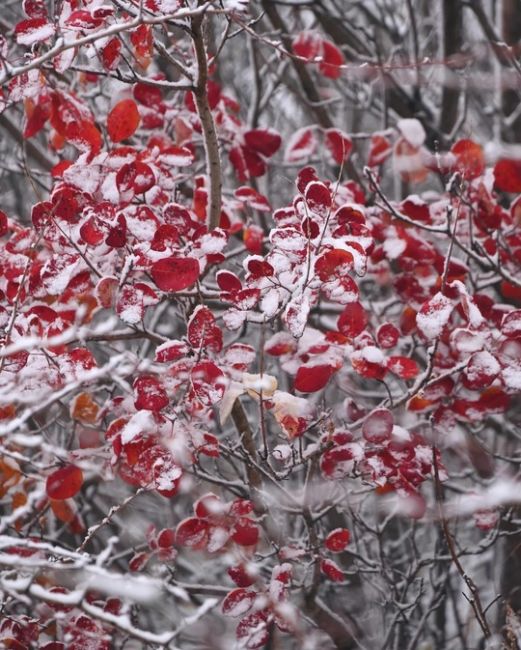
[432,443,492,640]
[440,0,464,135]
[191,8,222,231]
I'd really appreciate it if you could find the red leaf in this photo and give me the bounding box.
[284,127,317,163]
[494,159,521,193]
[66,10,103,29]
[155,339,189,363]
[116,161,155,196]
[231,518,259,546]
[23,0,47,18]
[319,40,345,79]
[247,257,274,278]
[351,353,387,380]
[101,37,121,70]
[159,146,194,168]
[198,432,220,458]
[362,408,393,443]
[502,310,521,338]
[293,31,322,60]
[368,134,392,167]
[187,305,223,353]
[80,216,104,246]
[194,492,223,518]
[235,186,271,212]
[320,445,354,479]
[190,361,226,406]
[175,517,209,549]
[337,302,367,338]
[46,465,83,500]
[0,211,8,238]
[244,128,281,157]
[216,270,242,293]
[376,323,400,349]
[130,24,153,69]
[387,356,420,379]
[66,119,102,154]
[228,564,255,587]
[451,139,484,179]
[230,499,254,517]
[294,364,335,393]
[105,214,127,248]
[222,588,256,617]
[229,146,266,181]
[305,181,332,210]
[416,292,454,340]
[151,256,200,292]
[320,558,345,582]
[236,611,270,649]
[107,99,140,143]
[243,225,264,254]
[117,282,158,324]
[133,82,163,108]
[24,98,51,138]
[315,249,353,280]
[324,129,352,164]
[463,351,500,390]
[134,375,169,411]
[129,551,149,571]
[324,528,350,552]
[157,528,176,548]
[400,197,431,224]
[15,18,54,46]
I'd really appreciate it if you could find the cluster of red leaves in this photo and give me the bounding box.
[3,2,521,645]
[176,493,259,551]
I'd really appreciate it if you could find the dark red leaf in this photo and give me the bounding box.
[151,256,200,292]
[319,40,345,79]
[222,588,256,617]
[337,302,367,338]
[494,159,521,193]
[134,375,169,411]
[46,465,83,500]
[387,356,420,379]
[231,518,259,547]
[320,558,345,581]
[324,528,350,552]
[175,517,209,549]
[376,323,400,349]
[324,129,352,164]
[244,128,281,157]
[187,305,223,353]
[294,364,336,393]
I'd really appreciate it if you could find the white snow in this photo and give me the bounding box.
[416,293,454,340]
[397,118,426,148]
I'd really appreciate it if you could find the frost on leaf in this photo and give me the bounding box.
[284,127,317,163]
[320,558,345,582]
[324,528,350,552]
[222,588,256,617]
[15,18,55,46]
[416,293,454,340]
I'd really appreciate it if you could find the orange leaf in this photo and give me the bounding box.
[71,392,100,424]
[0,457,22,498]
[107,99,140,143]
[50,497,77,523]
